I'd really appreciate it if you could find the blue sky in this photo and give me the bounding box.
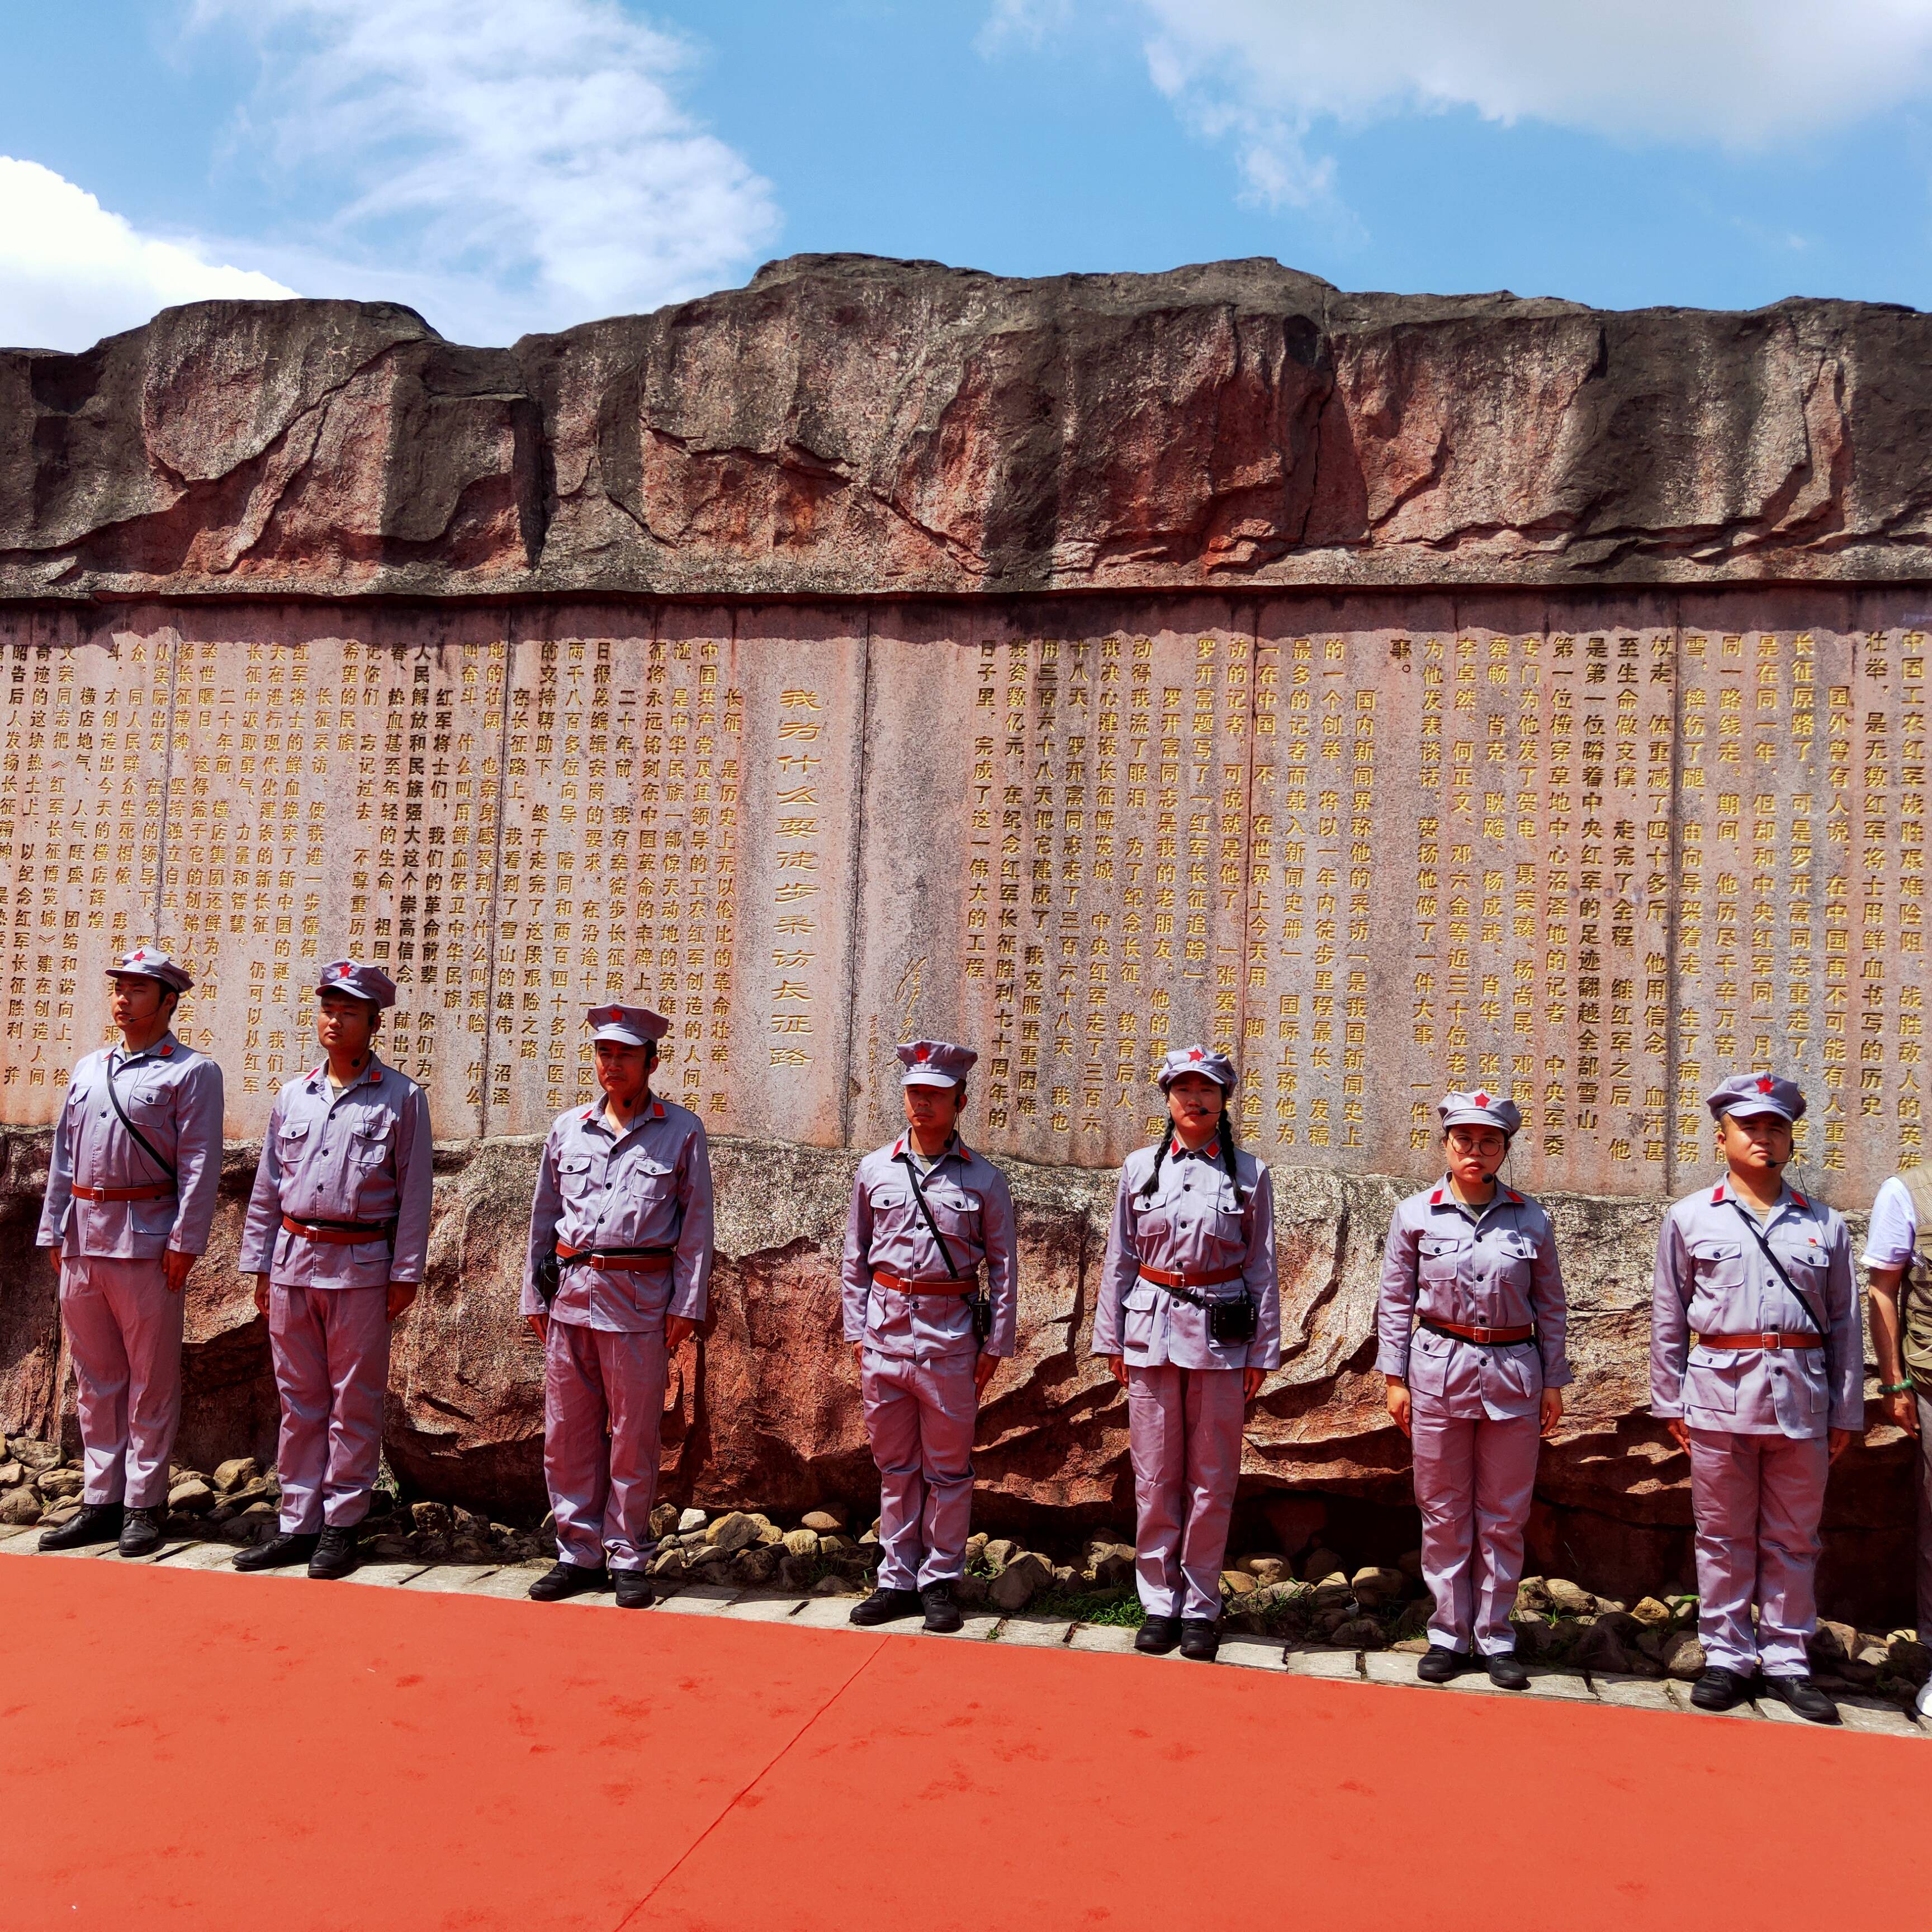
[5,0,1932,349]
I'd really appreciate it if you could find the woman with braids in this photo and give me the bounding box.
[1376,1091,1569,1690]
[1092,1045,1280,1663]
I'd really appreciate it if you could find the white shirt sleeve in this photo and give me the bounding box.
[1861,1176,1919,1270]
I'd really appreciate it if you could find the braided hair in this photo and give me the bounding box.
[1137,1092,1247,1208]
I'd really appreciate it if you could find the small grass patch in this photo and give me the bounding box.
[1027,1586,1144,1627]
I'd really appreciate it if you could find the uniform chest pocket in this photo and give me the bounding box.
[1689,1240,1745,1289]
[558,1155,596,1196]
[1136,1210,1173,1242]
[928,1191,983,1239]
[1486,1232,1536,1282]
[347,1119,394,1166]
[276,1119,312,1163]
[127,1084,168,1116]
[1418,1235,1461,1282]
[622,1157,675,1200]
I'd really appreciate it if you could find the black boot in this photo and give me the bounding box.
[847,1587,924,1626]
[1137,1614,1183,1655]
[921,1582,963,1633]
[307,1524,361,1580]
[1486,1653,1531,1690]
[39,1502,122,1551]
[1417,1645,1471,1683]
[527,1561,608,1602]
[117,1507,164,1559]
[1689,1666,1754,1712]
[613,1571,655,1609]
[233,1531,319,1573]
[1178,1618,1221,1663]
[1761,1674,1841,1725]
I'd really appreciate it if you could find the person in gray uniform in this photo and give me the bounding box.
[1652,1072,1862,1723]
[842,1041,1017,1634]
[1092,1045,1280,1664]
[522,1003,713,1608]
[1377,1090,1569,1689]
[236,960,433,1580]
[1862,1158,1932,1720]
[36,948,224,1559]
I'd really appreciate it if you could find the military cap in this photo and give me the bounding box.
[107,946,193,995]
[587,1002,670,1047]
[1158,1044,1239,1092]
[314,959,397,1010]
[1706,1070,1806,1123]
[897,1040,977,1088]
[1439,1088,1522,1135]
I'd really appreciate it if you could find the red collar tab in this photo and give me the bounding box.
[651,1101,665,1120]
[1789,1189,1808,1209]
[1429,1185,1445,1206]
[1711,1184,1726,1204]
[1504,1186,1523,1205]
[158,1043,174,1058]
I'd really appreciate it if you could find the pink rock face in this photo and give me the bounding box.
[4,257,1930,599]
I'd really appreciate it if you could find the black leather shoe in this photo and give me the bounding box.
[307,1525,360,1580]
[921,1582,963,1633]
[1690,1666,1754,1712]
[1486,1653,1531,1690]
[1417,1645,1471,1683]
[1178,1618,1221,1662]
[847,1587,924,1626]
[527,1561,608,1602]
[1761,1673,1841,1724]
[1137,1615,1183,1655]
[613,1571,655,1609]
[117,1507,163,1559]
[39,1502,122,1551]
[233,1531,319,1573]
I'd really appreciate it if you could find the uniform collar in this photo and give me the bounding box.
[306,1053,385,1096]
[111,1031,179,1068]
[1429,1173,1521,1219]
[1710,1175,1807,1217]
[893,1131,968,1164]
[583,1095,667,1140]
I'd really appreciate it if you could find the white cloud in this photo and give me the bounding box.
[195,0,782,343]
[1125,0,1932,208]
[0,157,296,353]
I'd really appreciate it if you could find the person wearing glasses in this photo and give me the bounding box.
[1377,1091,1569,1690]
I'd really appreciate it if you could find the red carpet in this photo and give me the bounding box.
[1,1559,1922,1931]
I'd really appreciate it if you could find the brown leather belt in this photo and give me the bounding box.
[873,1269,976,1295]
[282,1215,391,1246]
[73,1182,175,1203]
[1138,1264,1245,1291]
[1423,1317,1536,1346]
[557,1244,674,1272]
[1697,1331,1822,1352]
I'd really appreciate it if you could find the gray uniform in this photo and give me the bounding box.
[37,1030,224,1509]
[523,1092,714,1573]
[1376,1177,1569,1656]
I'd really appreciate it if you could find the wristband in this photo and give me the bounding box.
[1881,1380,1916,1395]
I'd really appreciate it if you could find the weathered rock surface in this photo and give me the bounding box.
[6,255,1931,602]
[0,1125,1911,1625]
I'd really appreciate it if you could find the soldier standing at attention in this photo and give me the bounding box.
[235,961,432,1580]
[36,949,223,1558]
[1092,1046,1280,1664]
[1860,1158,1932,1721]
[1652,1073,1862,1723]
[1377,1092,1569,1689]
[521,1005,713,1608]
[842,1041,1017,1635]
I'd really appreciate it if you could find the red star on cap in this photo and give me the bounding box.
[1188,1047,1204,1062]
[131,949,146,961]
[1473,1091,1490,1107]
[914,1045,931,1062]
[1756,1074,1775,1093]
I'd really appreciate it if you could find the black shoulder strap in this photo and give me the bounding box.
[1723,1196,1831,1359]
[896,1149,961,1280]
[105,1054,177,1183]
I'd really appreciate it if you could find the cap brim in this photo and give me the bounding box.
[1441,1109,1513,1129]
[902,1070,962,1087]
[591,1029,655,1048]
[1717,1100,1795,1122]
